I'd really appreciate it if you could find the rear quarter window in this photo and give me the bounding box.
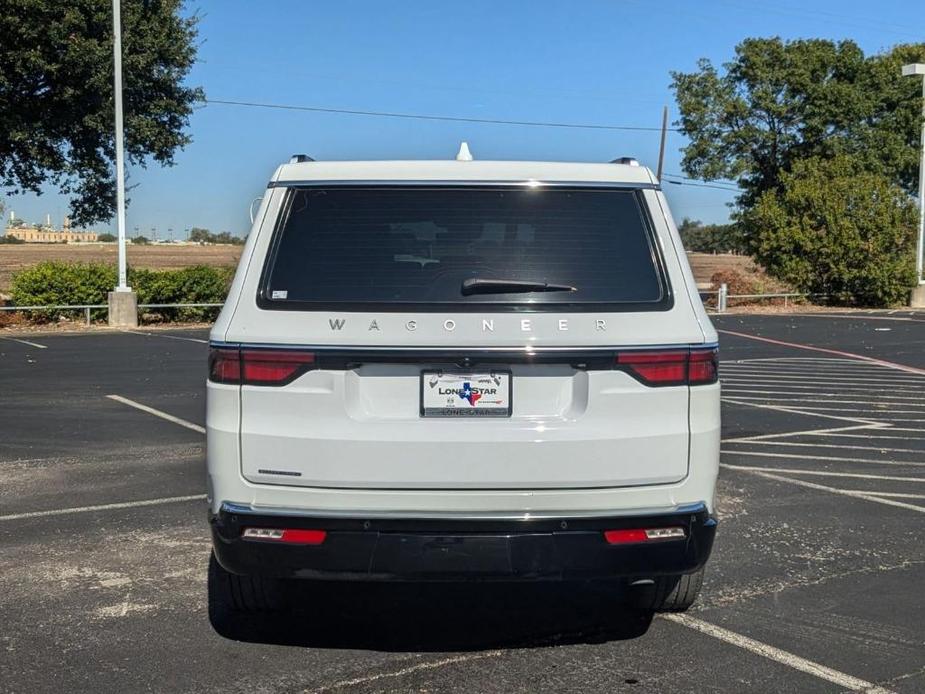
[259,185,672,312]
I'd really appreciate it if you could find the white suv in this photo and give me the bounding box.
[206,150,719,615]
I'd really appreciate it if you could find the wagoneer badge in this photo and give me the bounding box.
[326,318,607,332]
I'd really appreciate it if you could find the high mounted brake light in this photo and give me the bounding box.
[615,347,717,386]
[209,347,316,386]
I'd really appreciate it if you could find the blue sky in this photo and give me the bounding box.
[3,0,921,237]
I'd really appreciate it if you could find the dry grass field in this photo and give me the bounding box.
[687,252,757,281]
[0,243,243,293]
[0,244,773,294]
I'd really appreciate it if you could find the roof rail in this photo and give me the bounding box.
[289,154,315,163]
[610,157,640,166]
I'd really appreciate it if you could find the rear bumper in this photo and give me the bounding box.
[210,502,717,581]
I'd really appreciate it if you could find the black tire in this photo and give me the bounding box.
[208,551,285,617]
[636,568,704,613]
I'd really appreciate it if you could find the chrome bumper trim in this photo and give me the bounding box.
[219,501,708,521]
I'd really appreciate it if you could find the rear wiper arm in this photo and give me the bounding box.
[461,278,577,296]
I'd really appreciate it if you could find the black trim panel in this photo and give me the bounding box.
[211,506,717,581]
[208,343,719,386]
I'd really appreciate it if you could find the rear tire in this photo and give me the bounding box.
[636,567,704,613]
[208,551,285,617]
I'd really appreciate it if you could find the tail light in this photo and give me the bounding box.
[688,347,719,384]
[209,347,316,386]
[615,347,717,387]
[604,527,686,545]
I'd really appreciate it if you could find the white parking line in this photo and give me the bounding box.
[720,464,925,483]
[722,440,925,454]
[863,492,925,499]
[725,404,925,415]
[724,388,925,401]
[723,397,925,408]
[719,357,861,364]
[720,425,879,443]
[722,450,925,467]
[721,398,877,425]
[718,329,925,376]
[726,384,923,394]
[721,362,923,372]
[122,329,208,344]
[106,394,206,433]
[0,494,206,522]
[724,466,925,514]
[663,614,894,693]
[310,651,504,694]
[0,336,47,349]
[812,431,925,441]
[721,361,914,371]
[721,374,925,386]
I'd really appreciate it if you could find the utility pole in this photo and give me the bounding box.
[656,106,668,182]
[903,63,925,307]
[107,0,138,326]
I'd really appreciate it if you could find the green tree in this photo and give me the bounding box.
[188,227,244,244]
[213,230,244,245]
[131,235,149,245]
[0,1,202,225]
[97,232,116,242]
[678,218,746,254]
[743,155,918,306]
[188,227,211,243]
[672,39,925,208]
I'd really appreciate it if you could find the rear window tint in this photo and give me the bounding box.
[260,186,670,311]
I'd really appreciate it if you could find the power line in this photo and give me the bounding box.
[714,0,920,38]
[205,98,681,133]
[665,180,740,192]
[662,175,740,192]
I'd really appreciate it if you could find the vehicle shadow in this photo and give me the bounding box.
[209,580,653,651]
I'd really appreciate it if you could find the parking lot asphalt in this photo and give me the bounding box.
[1,314,924,693]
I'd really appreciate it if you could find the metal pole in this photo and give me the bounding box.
[112,0,129,291]
[656,106,668,181]
[917,75,925,284]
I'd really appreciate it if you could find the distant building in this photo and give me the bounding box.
[4,212,99,243]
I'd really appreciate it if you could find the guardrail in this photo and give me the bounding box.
[700,284,822,313]
[0,302,223,326]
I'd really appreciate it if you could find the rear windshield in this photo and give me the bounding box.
[260,186,670,311]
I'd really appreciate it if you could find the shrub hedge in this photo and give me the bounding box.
[9,262,233,322]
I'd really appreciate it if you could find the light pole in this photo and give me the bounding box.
[107,0,138,325]
[903,63,925,303]
[113,0,128,289]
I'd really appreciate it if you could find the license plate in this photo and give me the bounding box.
[421,371,512,417]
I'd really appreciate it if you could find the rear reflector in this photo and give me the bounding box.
[242,527,327,545]
[603,527,686,545]
[209,347,316,386]
[615,347,718,387]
